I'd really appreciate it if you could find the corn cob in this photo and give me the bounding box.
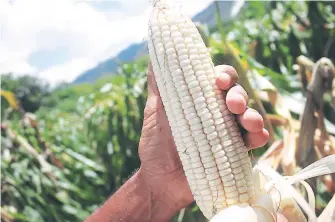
[147,2,258,220]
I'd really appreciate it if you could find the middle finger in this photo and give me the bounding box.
[226,84,249,114]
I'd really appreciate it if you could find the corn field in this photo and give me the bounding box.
[1,1,335,222]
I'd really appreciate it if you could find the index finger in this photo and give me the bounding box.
[215,65,239,90]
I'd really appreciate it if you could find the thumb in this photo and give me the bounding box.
[147,62,160,98]
[145,62,163,110]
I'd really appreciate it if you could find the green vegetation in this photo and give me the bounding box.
[1,1,334,221]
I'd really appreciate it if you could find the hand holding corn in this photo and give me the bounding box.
[138,63,270,217]
[86,63,280,222]
[86,2,335,221]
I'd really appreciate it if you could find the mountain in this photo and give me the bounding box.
[72,42,146,84]
[72,1,239,84]
[192,1,235,27]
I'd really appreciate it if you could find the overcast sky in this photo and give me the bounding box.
[0,0,214,85]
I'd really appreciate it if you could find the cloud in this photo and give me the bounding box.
[38,57,96,84]
[1,60,36,75]
[0,0,213,85]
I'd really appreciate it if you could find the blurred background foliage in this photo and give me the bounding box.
[1,1,335,221]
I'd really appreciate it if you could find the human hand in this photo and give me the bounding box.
[137,64,270,217]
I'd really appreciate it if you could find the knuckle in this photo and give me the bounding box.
[222,65,239,79]
[215,65,238,78]
[234,84,248,98]
[246,107,258,114]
